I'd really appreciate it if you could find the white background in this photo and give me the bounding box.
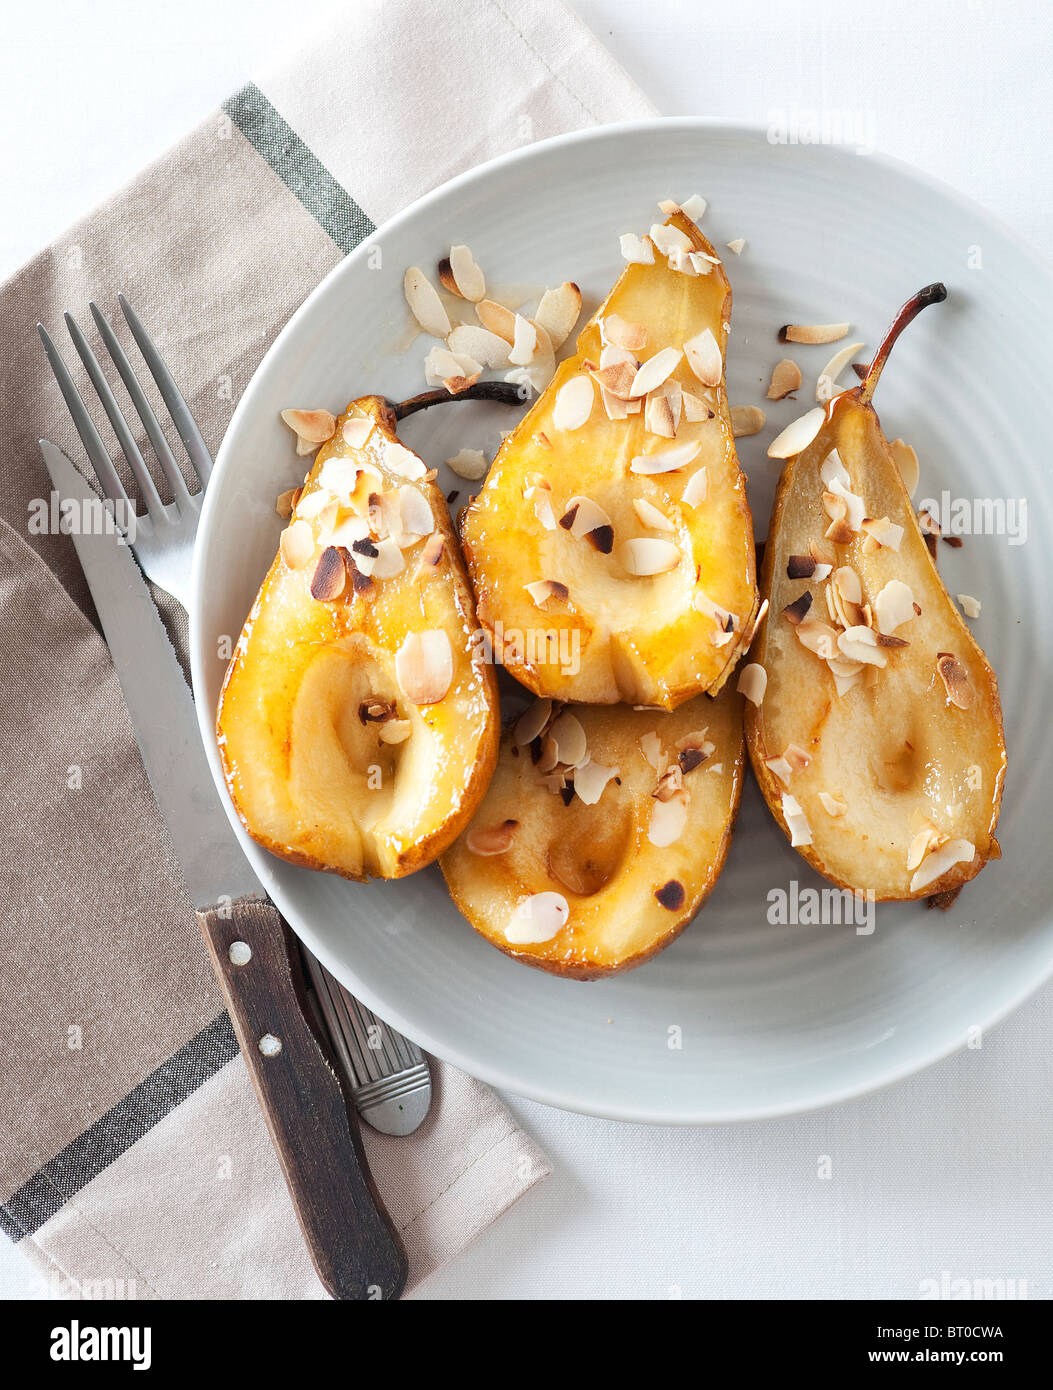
[3,0,1052,1299]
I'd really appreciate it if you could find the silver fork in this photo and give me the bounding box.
[39,296,431,1136]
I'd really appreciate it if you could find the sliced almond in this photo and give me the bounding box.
[475,298,517,343]
[795,618,839,659]
[782,593,813,626]
[341,416,375,449]
[861,516,904,551]
[445,447,489,480]
[681,390,711,423]
[725,237,746,255]
[649,223,694,259]
[737,663,767,706]
[310,545,347,601]
[280,519,314,570]
[572,758,618,806]
[630,439,702,475]
[779,322,850,345]
[514,698,553,746]
[907,820,944,872]
[395,630,453,705]
[275,487,299,519]
[731,405,766,438]
[644,390,677,438]
[508,313,539,366]
[630,347,682,398]
[767,407,825,459]
[632,498,674,532]
[549,711,587,767]
[815,341,865,402]
[781,793,813,846]
[446,324,510,369]
[957,593,981,619]
[552,375,595,432]
[910,839,975,894]
[504,891,569,945]
[890,438,920,498]
[684,328,722,387]
[589,360,638,400]
[617,537,680,576]
[619,232,655,265]
[764,755,794,787]
[602,313,648,352]
[524,578,569,607]
[280,408,336,453]
[397,485,433,540]
[767,358,802,400]
[681,468,708,507]
[377,718,412,745]
[817,791,847,818]
[937,653,973,710]
[424,345,483,387]
[403,268,451,337]
[648,790,688,848]
[370,537,406,579]
[561,495,614,550]
[535,282,582,350]
[466,820,518,856]
[420,532,445,567]
[837,625,887,668]
[448,244,486,302]
[382,438,427,480]
[874,580,916,636]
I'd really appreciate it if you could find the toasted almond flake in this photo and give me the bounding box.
[795,618,839,659]
[508,313,539,366]
[403,267,451,337]
[535,282,581,349]
[675,193,707,222]
[395,630,453,705]
[518,321,555,391]
[737,662,767,706]
[782,592,813,626]
[571,758,618,806]
[552,375,595,432]
[889,438,920,498]
[815,341,865,402]
[514,698,553,745]
[832,668,862,697]
[549,711,588,767]
[632,498,674,532]
[377,437,424,480]
[910,838,975,893]
[649,223,694,259]
[630,439,702,475]
[654,764,684,801]
[781,792,813,846]
[424,345,482,387]
[675,469,706,512]
[445,447,489,480]
[743,597,769,648]
[474,298,516,343]
[767,358,802,400]
[378,719,412,745]
[640,730,665,771]
[681,390,711,423]
[420,532,445,567]
[275,487,299,518]
[837,625,887,668]
[818,791,847,817]
[601,387,629,420]
[726,237,746,255]
[861,516,904,551]
[644,390,676,438]
[369,537,405,579]
[937,653,973,709]
[617,537,680,576]
[764,755,794,787]
[280,409,336,453]
[561,494,613,543]
[957,593,982,619]
[310,545,347,601]
[683,328,722,387]
[619,232,655,265]
[448,244,486,302]
[446,322,510,368]
[648,790,688,848]
[589,361,637,401]
[833,565,862,605]
[341,416,375,449]
[767,406,825,458]
[829,477,867,532]
[907,820,944,872]
[629,347,681,399]
[874,579,916,635]
[779,322,850,345]
[524,578,569,607]
[280,519,314,570]
[466,820,518,856]
[731,405,766,437]
[657,198,680,215]
[397,485,433,539]
[826,518,854,545]
[819,450,851,490]
[601,313,648,351]
[505,891,569,945]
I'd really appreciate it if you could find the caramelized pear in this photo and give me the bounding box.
[217,395,499,880]
[461,210,758,709]
[441,685,744,977]
[745,286,1006,900]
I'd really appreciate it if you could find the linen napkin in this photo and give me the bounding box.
[0,0,655,1299]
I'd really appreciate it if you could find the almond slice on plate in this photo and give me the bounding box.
[475,298,517,343]
[280,408,337,455]
[778,322,850,345]
[403,268,451,338]
[508,313,539,366]
[731,405,766,438]
[446,244,486,301]
[535,282,582,349]
[446,323,510,369]
[767,358,802,400]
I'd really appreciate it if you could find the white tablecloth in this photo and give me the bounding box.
[4,0,1050,1300]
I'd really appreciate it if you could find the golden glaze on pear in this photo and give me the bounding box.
[461,212,758,710]
[217,396,499,881]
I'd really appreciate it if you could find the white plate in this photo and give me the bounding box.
[190,120,1053,1123]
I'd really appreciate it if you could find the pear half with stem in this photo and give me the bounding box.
[745,285,1006,901]
[461,210,758,709]
[441,685,744,978]
[217,394,502,881]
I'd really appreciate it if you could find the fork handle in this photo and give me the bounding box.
[196,895,407,1301]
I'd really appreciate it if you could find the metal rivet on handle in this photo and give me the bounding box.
[228,941,252,965]
[258,1033,282,1056]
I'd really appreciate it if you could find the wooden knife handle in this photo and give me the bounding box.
[196,895,407,1301]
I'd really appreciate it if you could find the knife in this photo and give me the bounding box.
[40,439,407,1301]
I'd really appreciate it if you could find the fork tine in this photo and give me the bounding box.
[118,293,212,487]
[63,312,165,521]
[86,302,193,510]
[37,323,131,516]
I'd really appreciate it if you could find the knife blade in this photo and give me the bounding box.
[40,439,407,1300]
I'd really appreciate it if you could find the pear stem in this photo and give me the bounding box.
[858,283,947,406]
[391,380,529,422]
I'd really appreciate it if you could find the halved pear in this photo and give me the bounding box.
[745,286,1006,901]
[441,685,744,977]
[461,210,758,709]
[217,395,499,880]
